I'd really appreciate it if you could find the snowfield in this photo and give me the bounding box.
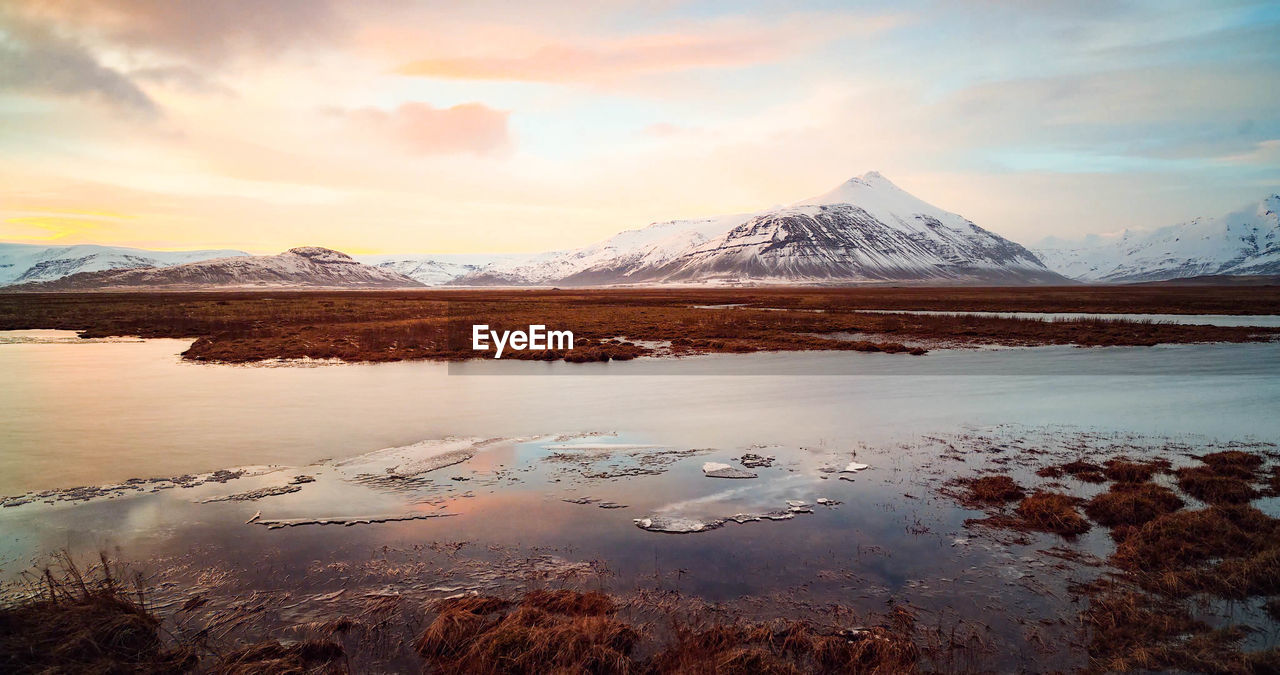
[1034,195,1280,282]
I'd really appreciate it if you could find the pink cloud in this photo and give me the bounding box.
[393,14,902,83]
[397,34,784,82]
[346,102,512,157]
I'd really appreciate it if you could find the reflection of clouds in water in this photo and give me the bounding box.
[118,498,174,534]
[653,473,809,514]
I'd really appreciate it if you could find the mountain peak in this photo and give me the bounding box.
[795,171,927,210]
[286,247,353,262]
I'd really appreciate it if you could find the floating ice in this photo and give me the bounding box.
[252,512,457,529]
[634,516,721,533]
[702,462,758,479]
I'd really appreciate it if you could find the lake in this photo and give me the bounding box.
[1,328,1278,670]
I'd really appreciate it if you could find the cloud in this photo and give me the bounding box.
[10,0,347,63]
[0,10,157,114]
[343,103,512,156]
[1219,139,1280,166]
[394,13,902,83]
[129,65,234,96]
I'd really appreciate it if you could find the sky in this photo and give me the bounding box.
[0,0,1277,254]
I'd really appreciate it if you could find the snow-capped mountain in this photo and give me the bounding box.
[1034,195,1280,282]
[16,247,421,290]
[455,172,1066,285]
[354,253,549,286]
[0,243,248,286]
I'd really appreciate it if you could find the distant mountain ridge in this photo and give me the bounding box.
[1034,195,1280,282]
[0,243,248,286]
[14,247,421,290]
[10,177,1277,290]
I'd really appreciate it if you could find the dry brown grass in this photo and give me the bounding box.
[1102,458,1168,483]
[1084,482,1184,529]
[957,475,1025,504]
[1200,450,1266,475]
[1015,491,1091,536]
[0,552,196,674]
[1057,460,1107,484]
[416,591,639,674]
[1083,591,1258,674]
[647,608,919,675]
[1112,505,1280,598]
[1174,450,1268,505]
[414,591,920,674]
[2,287,1277,363]
[212,639,344,674]
[1176,467,1260,504]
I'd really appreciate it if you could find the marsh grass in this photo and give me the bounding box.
[415,590,921,674]
[1014,491,1091,536]
[0,552,348,674]
[2,287,1276,363]
[955,475,1025,505]
[1084,482,1184,529]
[0,552,196,674]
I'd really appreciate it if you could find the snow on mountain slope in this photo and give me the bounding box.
[16,247,421,290]
[454,172,1065,285]
[464,214,754,284]
[354,253,541,286]
[0,243,248,286]
[1034,195,1280,282]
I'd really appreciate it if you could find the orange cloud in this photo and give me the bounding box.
[392,12,905,84]
[345,102,512,156]
[397,33,788,82]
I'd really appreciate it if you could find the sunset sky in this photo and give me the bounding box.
[1,0,1277,254]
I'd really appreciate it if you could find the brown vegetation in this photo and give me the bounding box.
[0,553,196,674]
[1,286,1277,363]
[1102,458,1168,483]
[1084,481,1184,529]
[0,553,349,674]
[957,474,1025,504]
[646,608,920,675]
[1058,460,1108,483]
[1175,451,1268,505]
[1113,505,1280,598]
[936,446,1280,671]
[1083,591,1275,673]
[213,639,345,674]
[1015,491,1091,536]
[413,591,920,674]
[416,591,639,674]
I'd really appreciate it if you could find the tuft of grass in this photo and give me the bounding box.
[415,591,920,674]
[648,608,919,675]
[1199,450,1265,476]
[416,591,639,674]
[213,639,344,674]
[1015,491,1091,536]
[1059,460,1107,484]
[1083,591,1255,674]
[0,552,196,674]
[1102,458,1168,483]
[1112,505,1280,598]
[958,475,1025,504]
[1084,482,1183,529]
